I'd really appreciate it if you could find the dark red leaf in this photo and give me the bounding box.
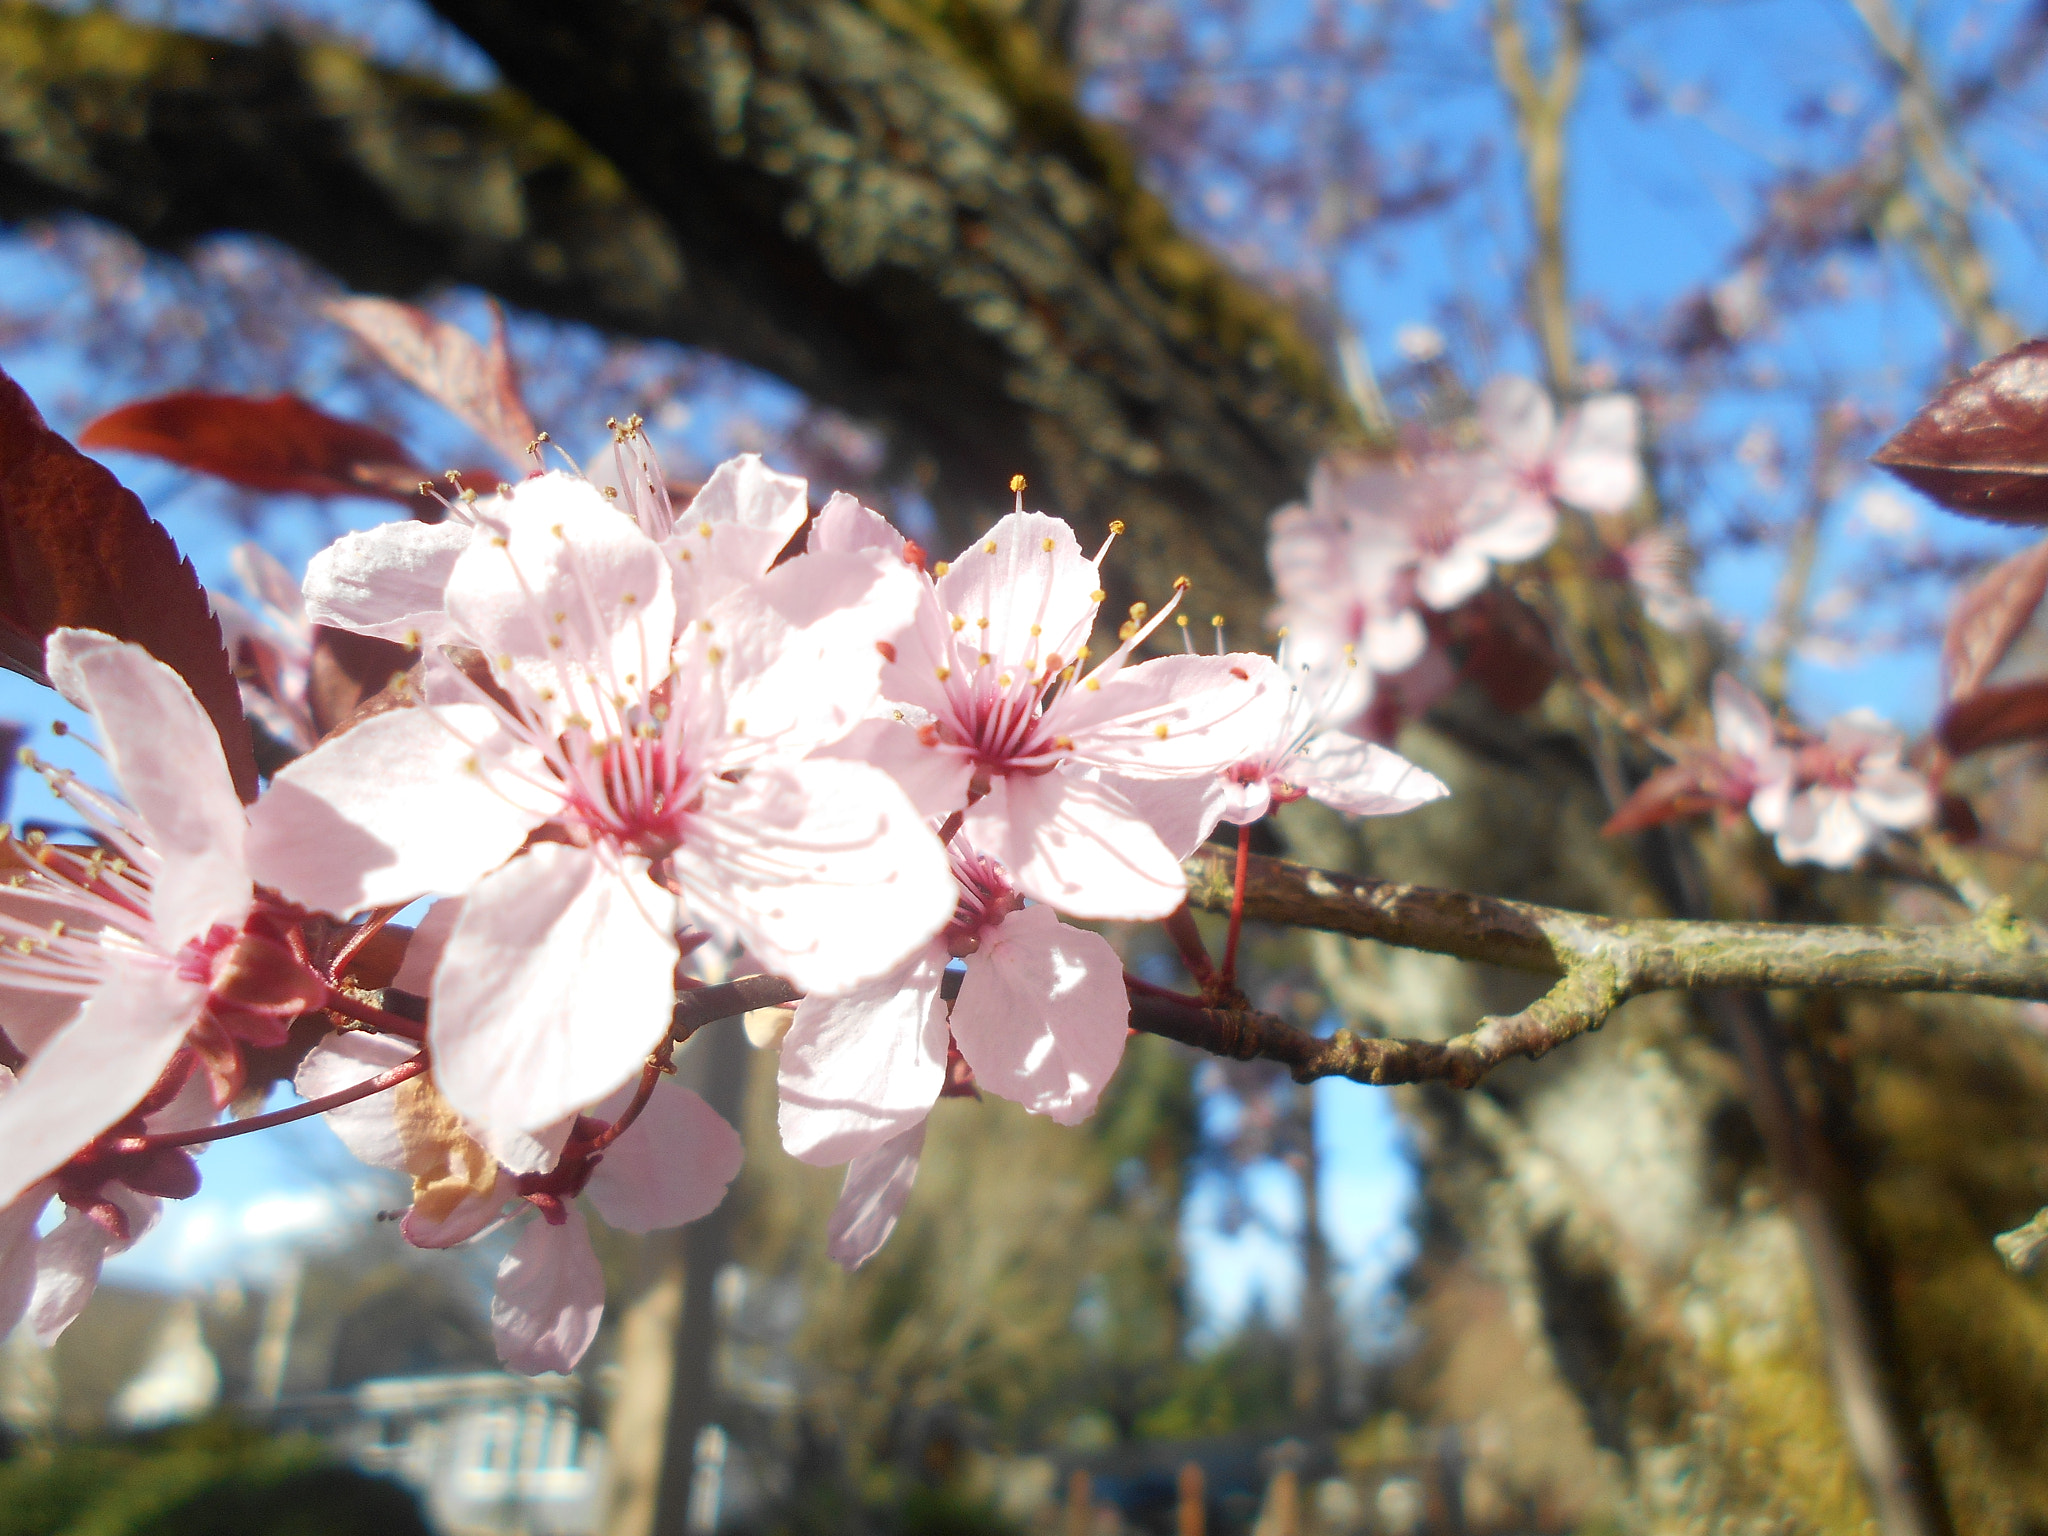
[79,392,426,504]
[307,626,416,739]
[1442,587,1558,713]
[1936,792,1982,844]
[1943,536,2048,699]
[1873,340,2048,523]
[326,296,538,467]
[1601,760,1723,837]
[0,369,257,800]
[1938,679,2048,756]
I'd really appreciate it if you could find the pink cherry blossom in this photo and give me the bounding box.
[843,508,1275,921]
[300,1032,742,1373]
[1705,676,1930,866]
[1268,478,1427,675]
[1712,674,1797,831]
[779,836,1128,1197]
[1215,642,1451,825]
[1474,375,1643,519]
[1771,712,1934,869]
[0,630,331,1206]
[303,451,807,649]
[250,472,954,1156]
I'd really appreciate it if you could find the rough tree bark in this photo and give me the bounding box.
[3,1,2047,1530]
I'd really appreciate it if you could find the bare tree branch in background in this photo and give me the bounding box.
[1488,0,1584,393]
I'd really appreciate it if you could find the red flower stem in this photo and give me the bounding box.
[1221,822,1252,988]
[587,1056,664,1153]
[327,904,405,986]
[1123,971,1206,1007]
[1160,903,1215,987]
[321,988,428,1042]
[105,1054,427,1154]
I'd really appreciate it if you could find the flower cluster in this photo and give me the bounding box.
[0,445,1449,1372]
[1269,377,1650,738]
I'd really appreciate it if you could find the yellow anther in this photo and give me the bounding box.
[983,540,998,554]
[732,719,747,734]
[1089,589,1107,603]
[404,628,423,647]
[951,615,966,632]
[997,674,1013,688]
[699,522,714,538]
[464,755,481,774]
[551,524,565,537]
[1154,723,1169,739]
[1119,622,1137,640]
[1108,520,1126,535]
[621,592,637,606]
[1010,474,1027,493]
[700,620,715,633]
[1030,624,1042,637]
[1042,538,1056,552]
[1130,602,1149,621]
[547,635,564,650]
[707,648,724,665]
[491,536,508,549]
[976,616,990,629]
[496,654,513,671]
[1173,576,1191,591]
[935,665,952,681]
[934,561,951,577]
[1085,677,1101,691]
[1177,615,1190,628]
[978,653,993,667]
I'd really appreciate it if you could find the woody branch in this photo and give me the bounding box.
[585,847,2048,1095]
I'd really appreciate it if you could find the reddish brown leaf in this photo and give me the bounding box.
[1936,792,1982,844]
[0,369,257,800]
[1873,340,2048,523]
[1601,760,1724,837]
[1938,679,2048,756]
[78,392,427,506]
[307,626,417,739]
[326,296,537,468]
[1943,536,2048,699]
[1443,587,1558,713]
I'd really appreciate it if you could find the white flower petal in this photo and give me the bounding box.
[1295,735,1450,817]
[247,704,554,914]
[826,1122,926,1271]
[585,1083,743,1233]
[675,760,953,996]
[937,512,1101,667]
[953,903,1128,1124]
[1478,376,1556,467]
[302,519,474,643]
[966,770,1185,921]
[432,842,680,1153]
[1554,396,1643,514]
[0,954,204,1206]
[778,944,948,1166]
[295,1031,416,1171]
[46,630,251,946]
[491,1208,606,1374]
[445,478,676,737]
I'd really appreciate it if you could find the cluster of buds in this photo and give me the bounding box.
[0,445,1449,1372]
